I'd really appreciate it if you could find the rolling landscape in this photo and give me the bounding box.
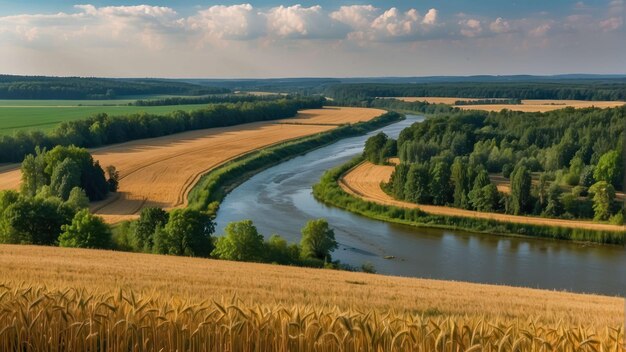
[0,0,625,351]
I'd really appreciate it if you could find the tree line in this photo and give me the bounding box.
[0,97,326,163]
[0,75,228,99]
[326,82,626,101]
[365,106,625,224]
[132,94,286,106]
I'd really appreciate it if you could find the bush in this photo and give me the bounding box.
[59,209,111,249]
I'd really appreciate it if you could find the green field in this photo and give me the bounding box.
[0,100,210,135]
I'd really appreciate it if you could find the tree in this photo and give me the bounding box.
[389,164,409,199]
[300,219,338,261]
[589,181,616,221]
[510,164,532,215]
[403,163,430,203]
[2,197,74,245]
[20,147,47,197]
[451,157,470,209]
[50,158,81,200]
[158,209,214,257]
[134,207,168,252]
[543,184,563,217]
[66,187,90,210]
[59,209,111,248]
[212,220,265,262]
[594,150,622,189]
[469,183,500,212]
[265,234,300,265]
[363,133,388,164]
[105,165,119,192]
[429,161,451,205]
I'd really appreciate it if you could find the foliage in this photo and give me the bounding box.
[589,181,616,221]
[154,209,215,257]
[594,150,623,189]
[212,220,265,262]
[21,145,111,201]
[313,157,626,245]
[58,209,111,249]
[300,219,338,261]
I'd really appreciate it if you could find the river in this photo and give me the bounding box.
[215,115,626,296]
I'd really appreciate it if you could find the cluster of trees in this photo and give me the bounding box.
[313,157,626,245]
[21,146,117,201]
[326,82,626,101]
[115,208,340,267]
[0,145,118,247]
[371,106,625,223]
[454,99,521,105]
[0,98,326,163]
[0,75,228,99]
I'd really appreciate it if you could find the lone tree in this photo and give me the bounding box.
[300,219,338,261]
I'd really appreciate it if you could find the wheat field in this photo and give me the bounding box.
[391,97,625,112]
[339,161,626,232]
[0,107,384,223]
[0,244,624,351]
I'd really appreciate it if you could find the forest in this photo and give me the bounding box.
[0,97,325,163]
[364,106,625,224]
[327,82,626,101]
[0,75,229,99]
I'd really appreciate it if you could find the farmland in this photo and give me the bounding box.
[391,97,626,112]
[0,107,384,223]
[0,244,623,350]
[339,161,626,232]
[0,100,212,135]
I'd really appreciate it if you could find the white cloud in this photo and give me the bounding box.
[267,5,346,39]
[529,23,552,37]
[459,19,482,37]
[187,4,265,40]
[599,16,623,31]
[330,5,378,30]
[489,17,511,33]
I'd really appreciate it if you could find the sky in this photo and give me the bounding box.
[0,0,624,78]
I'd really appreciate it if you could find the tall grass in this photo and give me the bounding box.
[313,157,626,245]
[0,284,622,351]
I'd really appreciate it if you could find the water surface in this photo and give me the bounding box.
[216,115,626,296]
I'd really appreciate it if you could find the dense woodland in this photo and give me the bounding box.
[327,82,626,101]
[132,94,285,106]
[0,97,325,163]
[0,75,228,99]
[364,106,626,224]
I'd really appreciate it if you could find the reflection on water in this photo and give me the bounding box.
[215,116,626,296]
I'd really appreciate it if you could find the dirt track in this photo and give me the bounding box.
[0,107,384,223]
[339,161,626,232]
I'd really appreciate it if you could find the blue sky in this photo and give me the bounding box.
[0,1,624,77]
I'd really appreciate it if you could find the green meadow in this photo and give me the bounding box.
[0,100,210,135]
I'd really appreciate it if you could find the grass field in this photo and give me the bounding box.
[339,161,626,232]
[390,97,626,112]
[0,244,622,350]
[0,107,384,223]
[0,101,212,135]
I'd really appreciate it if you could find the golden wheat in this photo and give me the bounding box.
[0,284,623,351]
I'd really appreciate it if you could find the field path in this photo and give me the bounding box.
[339,161,626,232]
[0,107,384,223]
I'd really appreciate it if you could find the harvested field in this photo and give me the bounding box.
[0,107,383,223]
[339,161,626,232]
[390,97,625,112]
[0,244,622,328]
